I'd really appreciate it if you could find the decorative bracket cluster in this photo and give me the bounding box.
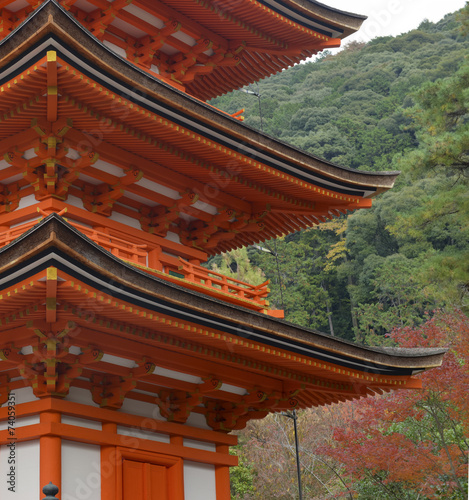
[91,360,155,409]
[0,323,103,398]
[155,376,222,424]
[155,389,203,423]
[87,0,134,39]
[139,190,199,235]
[4,118,98,203]
[82,166,143,216]
[182,207,269,249]
[205,387,301,431]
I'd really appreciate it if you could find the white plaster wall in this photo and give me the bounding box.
[0,387,39,406]
[153,366,202,384]
[183,438,216,452]
[65,387,99,407]
[165,231,181,243]
[117,425,170,443]
[185,412,211,430]
[123,4,164,29]
[0,440,39,498]
[65,195,85,210]
[92,159,123,177]
[18,194,37,210]
[61,415,102,431]
[119,398,163,419]
[136,177,179,199]
[108,210,140,229]
[102,40,127,58]
[0,415,39,431]
[184,461,216,500]
[62,441,101,500]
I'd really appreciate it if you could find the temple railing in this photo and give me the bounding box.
[178,258,270,304]
[0,218,279,315]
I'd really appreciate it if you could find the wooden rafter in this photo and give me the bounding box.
[139,190,198,235]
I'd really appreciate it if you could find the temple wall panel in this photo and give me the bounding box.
[117,425,170,444]
[66,195,86,210]
[61,415,102,431]
[102,40,127,58]
[0,441,40,498]
[62,441,101,500]
[185,412,212,430]
[93,160,125,177]
[1,387,39,405]
[108,211,141,230]
[66,387,100,407]
[119,398,162,419]
[18,194,38,210]
[183,438,216,452]
[184,461,217,500]
[0,414,40,430]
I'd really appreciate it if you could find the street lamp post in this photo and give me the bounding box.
[282,410,303,500]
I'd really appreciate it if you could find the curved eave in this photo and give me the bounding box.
[0,0,365,98]
[0,214,447,380]
[0,0,398,197]
[273,0,367,38]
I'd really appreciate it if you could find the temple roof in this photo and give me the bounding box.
[0,1,398,256]
[0,214,446,419]
[0,0,366,99]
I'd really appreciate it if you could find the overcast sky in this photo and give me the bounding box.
[325,0,467,43]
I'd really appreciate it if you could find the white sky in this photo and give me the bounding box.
[325,0,467,43]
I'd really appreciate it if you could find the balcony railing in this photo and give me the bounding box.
[0,217,282,316]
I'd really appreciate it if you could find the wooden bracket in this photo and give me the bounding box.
[155,389,202,423]
[91,358,154,409]
[91,374,136,409]
[140,190,199,235]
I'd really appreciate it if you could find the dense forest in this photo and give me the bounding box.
[208,5,469,499]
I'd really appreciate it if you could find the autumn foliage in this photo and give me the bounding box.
[321,310,469,499]
[232,311,468,499]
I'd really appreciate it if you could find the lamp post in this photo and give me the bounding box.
[282,410,303,500]
[253,243,285,310]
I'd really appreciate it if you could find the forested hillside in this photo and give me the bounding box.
[211,8,469,344]
[210,5,469,499]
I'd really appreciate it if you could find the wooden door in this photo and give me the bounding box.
[123,459,168,500]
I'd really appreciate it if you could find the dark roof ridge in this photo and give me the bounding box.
[0,213,447,373]
[0,0,398,192]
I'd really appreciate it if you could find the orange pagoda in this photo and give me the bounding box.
[0,1,445,499]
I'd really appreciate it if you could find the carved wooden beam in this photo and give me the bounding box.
[139,190,198,235]
[155,389,202,423]
[91,359,155,409]
[135,20,181,68]
[87,0,134,39]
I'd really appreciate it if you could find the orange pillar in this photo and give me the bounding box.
[215,444,233,500]
[40,411,61,500]
[101,422,117,500]
[169,436,185,500]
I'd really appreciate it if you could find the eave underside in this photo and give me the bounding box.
[0,0,365,99]
[0,217,445,431]
[0,15,397,255]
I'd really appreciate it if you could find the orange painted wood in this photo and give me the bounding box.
[12,420,237,465]
[215,444,233,500]
[101,422,117,500]
[0,421,237,466]
[117,448,183,500]
[123,460,168,500]
[123,460,145,499]
[0,399,237,446]
[40,412,61,500]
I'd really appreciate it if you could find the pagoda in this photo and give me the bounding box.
[0,1,445,499]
